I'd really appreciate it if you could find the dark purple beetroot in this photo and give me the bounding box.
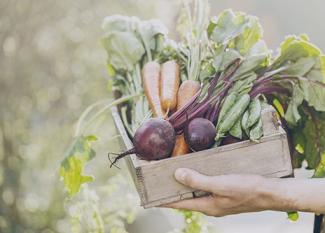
[109,118,175,167]
[133,118,176,160]
[184,118,216,152]
[221,135,242,145]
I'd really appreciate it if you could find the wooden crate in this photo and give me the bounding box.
[111,106,293,208]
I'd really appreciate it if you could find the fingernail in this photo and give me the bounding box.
[175,168,188,183]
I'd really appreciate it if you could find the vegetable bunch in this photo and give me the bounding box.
[60,0,325,199]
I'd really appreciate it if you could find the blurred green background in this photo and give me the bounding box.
[1,0,324,232]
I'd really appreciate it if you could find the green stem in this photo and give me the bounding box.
[74,94,142,137]
[75,98,113,137]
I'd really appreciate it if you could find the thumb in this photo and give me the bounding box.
[174,168,215,193]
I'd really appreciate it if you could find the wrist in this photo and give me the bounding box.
[257,178,298,212]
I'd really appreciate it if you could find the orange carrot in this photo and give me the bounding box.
[176,80,201,110]
[142,61,165,118]
[172,79,201,156]
[160,60,180,113]
[172,134,190,156]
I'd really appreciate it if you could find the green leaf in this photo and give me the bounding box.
[306,55,325,82]
[234,15,263,55]
[233,53,269,80]
[284,86,304,126]
[300,78,325,112]
[287,211,299,221]
[302,112,325,169]
[102,15,137,33]
[210,9,263,55]
[60,135,98,196]
[290,110,325,170]
[273,98,285,118]
[284,57,316,76]
[273,35,321,69]
[101,31,145,71]
[314,153,325,178]
[213,48,242,73]
[137,19,168,51]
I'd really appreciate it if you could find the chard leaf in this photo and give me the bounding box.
[284,86,304,125]
[247,40,269,57]
[290,110,325,170]
[284,57,316,76]
[209,9,263,55]
[234,15,263,55]
[302,111,325,169]
[213,49,242,73]
[273,35,321,69]
[300,78,325,112]
[233,53,269,79]
[305,55,325,82]
[60,135,97,196]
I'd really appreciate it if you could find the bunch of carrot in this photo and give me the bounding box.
[142,61,200,156]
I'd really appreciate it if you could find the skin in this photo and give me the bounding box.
[163,168,325,216]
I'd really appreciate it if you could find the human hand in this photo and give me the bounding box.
[163,168,295,217]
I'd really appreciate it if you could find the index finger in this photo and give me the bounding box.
[174,168,217,193]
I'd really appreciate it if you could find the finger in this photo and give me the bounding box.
[174,168,216,193]
[162,196,214,214]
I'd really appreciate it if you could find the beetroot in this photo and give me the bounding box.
[184,118,216,152]
[221,135,242,146]
[109,118,175,166]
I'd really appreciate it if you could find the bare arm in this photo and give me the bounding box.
[163,168,325,216]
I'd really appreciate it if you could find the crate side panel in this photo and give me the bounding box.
[141,135,292,204]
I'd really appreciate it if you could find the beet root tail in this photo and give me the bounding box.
[108,148,136,168]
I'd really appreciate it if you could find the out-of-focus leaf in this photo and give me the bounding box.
[138,19,168,50]
[102,15,137,33]
[287,211,299,221]
[60,135,97,196]
[101,31,145,71]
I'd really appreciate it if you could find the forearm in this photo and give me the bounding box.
[261,178,325,214]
